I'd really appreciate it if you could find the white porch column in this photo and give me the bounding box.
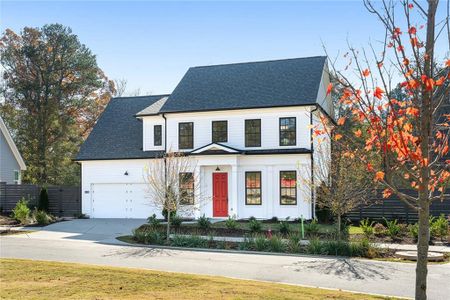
[230,164,238,218]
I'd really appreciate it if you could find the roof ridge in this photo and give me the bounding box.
[113,94,171,100]
[190,56,326,69]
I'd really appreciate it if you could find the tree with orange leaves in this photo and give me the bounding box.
[320,1,449,299]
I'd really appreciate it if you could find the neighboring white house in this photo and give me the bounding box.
[0,117,26,184]
[76,56,333,219]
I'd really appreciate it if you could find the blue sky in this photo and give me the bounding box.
[1,1,448,95]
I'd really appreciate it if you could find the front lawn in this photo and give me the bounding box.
[0,259,392,300]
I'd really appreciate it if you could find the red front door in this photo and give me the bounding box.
[213,173,228,217]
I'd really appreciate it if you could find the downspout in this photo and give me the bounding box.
[310,105,319,220]
[162,113,168,199]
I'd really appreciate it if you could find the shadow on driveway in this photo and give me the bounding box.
[288,258,395,280]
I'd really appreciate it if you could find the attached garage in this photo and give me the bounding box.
[90,183,158,218]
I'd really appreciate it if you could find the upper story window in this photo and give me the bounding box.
[179,172,194,205]
[212,121,228,143]
[245,119,261,147]
[245,171,261,205]
[179,122,193,149]
[280,171,297,205]
[154,125,162,146]
[279,117,296,146]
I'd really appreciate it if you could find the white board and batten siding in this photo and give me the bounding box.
[142,106,313,152]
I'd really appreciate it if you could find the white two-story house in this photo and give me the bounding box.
[76,56,333,219]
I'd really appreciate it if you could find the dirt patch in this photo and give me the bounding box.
[0,214,19,226]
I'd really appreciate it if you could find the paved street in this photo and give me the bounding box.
[1,220,449,299]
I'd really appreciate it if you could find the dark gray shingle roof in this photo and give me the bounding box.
[160,56,326,113]
[76,95,168,161]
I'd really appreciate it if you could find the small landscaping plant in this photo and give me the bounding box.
[225,216,239,230]
[171,235,207,248]
[132,228,165,245]
[287,233,301,253]
[279,218,291,236]
[269,216,279,223]
[360,219,375,238]
[430,214,449,241]
[147,214,160,228]
[268,235,285,252]
[409,223,419,241]
[254,235,269,251]
[383,218,401,239]
[249,219,262,233]
[197,214,211,231]
[33,209,53,225]
[162,209,176,221]
[11,197,30,224]
[171,215,183,230]
[305,219,320,237]
[373,223,386,236]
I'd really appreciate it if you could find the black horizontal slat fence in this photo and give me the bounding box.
[0,182,80,217]
[346,189,450,223]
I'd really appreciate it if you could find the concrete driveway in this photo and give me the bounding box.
[19,218,147,244]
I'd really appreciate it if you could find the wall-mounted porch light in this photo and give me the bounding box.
[215,166,221,171]
[124,171,129,176]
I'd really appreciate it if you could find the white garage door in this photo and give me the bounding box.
[91,183,158,218]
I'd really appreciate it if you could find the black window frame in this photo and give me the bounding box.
[154,125,162,146]
[178,122,194,149]
[279,117,296,146]
[280,170,297,205]
[179,172,194,205]
[245,119,261,147]
[245,171,262,205]
[212,120,228,143]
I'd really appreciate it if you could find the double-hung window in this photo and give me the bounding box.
[212,121,227,143]
[280,171,297,205]
[154,125,162,146]
[245,119,261,147]
[179,122,193,149]
[279,117,296,146]
[245,171,261,205]
[179,172,194,205]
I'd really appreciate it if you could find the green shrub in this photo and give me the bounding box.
[254,235,269,251]
[225,216,239,230]
[132,228,165,244]
[171,215,183,230]
[197,214,211,231]
[306,238,377,258]
[384,218,401,239]
[305,219,320,237]
[248,216,256,221]
[147,214,160,228]
[33,209,52,225]
[268,235,285,252]
[170,235,207,248]
[269,216,279,223]
[38,188,49,212]
[249,219,262,233]
[430,214,449,240]
[11,198,30,224]
[359,219,375,238]
[279,220,291,236]
[409,223,419,240]
[373,223,386,235]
